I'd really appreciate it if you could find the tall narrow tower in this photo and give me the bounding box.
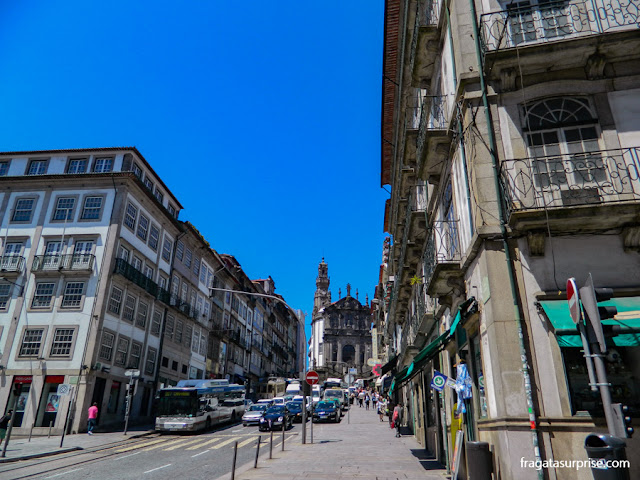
[313,258,331,315]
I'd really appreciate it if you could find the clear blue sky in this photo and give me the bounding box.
[0,1,388,341]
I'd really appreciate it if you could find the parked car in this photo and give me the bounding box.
[323,388,345,413]
[286,401,308,423]
[258,405,292,431]
[256,399,275,406]
[272,397,286,405]
[244,399,254,407]
[242,404,268,426]
[221,397,245,422]
[313,400,340,423]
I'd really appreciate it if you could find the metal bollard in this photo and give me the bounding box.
[282,420,285,451]
[230,441,238,480]
[254,435,261,468]
[28,423,34,442]
[48,421,52,439]
[269,430,273,459]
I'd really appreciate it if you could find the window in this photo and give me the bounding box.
[136,301,148,329]
[167,205,177,217]
[504,0,573,47]
[181,284,188,302]
[132,256,143,271]
[67,158,87,174]
[19,328,45,356]
[99,331,115,361]
[61,281,84,308]
[130,342,142,369]
[123,295,136,322]
[151,310,162,336]
[162,356,169,368]
[0,284,11,309]
[117,246,130,262]
[171,360,178,371]
[12,198,36,222]
[176,241,184,261]
[144,266,153,279]
[159,276,167,290]
[108,286,123,314]
[192,328,199,353]
[73,241,94,268]
[0,161,9,176]
[143,177,154,191]
[52,197,76,221]
[184,248,192,268]
[124,202,137,230]
[27,159,47,175]
[145,347,157,375]
[80,196,103,220]
[132,163,142,178]
[162,237,172,262]
[171,275,180,298]
[137,214,149,241]
[50,328,75,357]
[184,324,193,347]
[93,157,113,172]
[43,241,62,269]
[182,364,188,374]
[32,282,56,309]
[193,257,200,276]
[165,315,175,338]
[175,320,183,343]
[199,334,206,356]
[199,263,208,284]
[149,225,160,251]
[114,336,130,366]
[154,188,164,203]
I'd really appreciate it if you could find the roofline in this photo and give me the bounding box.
[0,146,183,209]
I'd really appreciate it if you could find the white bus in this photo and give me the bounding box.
[155,379,245,433]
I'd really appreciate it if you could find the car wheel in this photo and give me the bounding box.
[243,423,247,427]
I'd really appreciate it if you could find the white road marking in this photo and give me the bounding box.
[45,468,83,478]
[191,450,209,457]
[119,452,141,459]
[144,464,172,474]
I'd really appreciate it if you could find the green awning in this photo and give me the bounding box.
[392,331,450,389]
[539,297,640,347]
[449,311,461,336]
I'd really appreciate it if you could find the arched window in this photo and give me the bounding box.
[342,345,355,364]
[523,97,605,206]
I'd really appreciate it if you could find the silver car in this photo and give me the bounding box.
[242,404,268,426]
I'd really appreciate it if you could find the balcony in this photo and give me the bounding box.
[410,0,442,87]
[32,254,95,273]
[0,255,25,275]
[114,258,173,305]
[417,96,452,183]
[500,147,640,232]
[424,220,463,298]
[409,185,428,243]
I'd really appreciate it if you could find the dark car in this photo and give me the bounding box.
[286,401,307,423]
[313,400,340,423]
[258,405,292,431]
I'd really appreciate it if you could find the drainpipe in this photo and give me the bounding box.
[466,0,543,476]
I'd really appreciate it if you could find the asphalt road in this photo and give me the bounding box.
[0,421,307,480]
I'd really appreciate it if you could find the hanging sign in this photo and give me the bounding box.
[430,371,448,391]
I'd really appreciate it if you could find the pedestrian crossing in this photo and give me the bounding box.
[113,432,294,455]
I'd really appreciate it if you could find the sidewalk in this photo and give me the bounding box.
[0,424,155,463]
[222,404,449,480]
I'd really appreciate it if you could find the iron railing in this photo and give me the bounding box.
[406,92,424,131]
[114,258,176,307]
[416,95,449,166]
[480,0,640,52]
[0,255,25,273]
[409,0,443,77]
[499,147,640,218]
[423,220,461,289]
[32,254,95,272]
[412,184,428,212]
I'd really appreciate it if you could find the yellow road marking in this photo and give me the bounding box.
[210,437,240,449]
[185,437,222,450]
[237,436,259,448]
[143,438,190,451]
[115,438,167,453]
[164,438,204,450]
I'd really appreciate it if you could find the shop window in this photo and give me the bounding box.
[107,381,121,413]
[8,377,32,427]
[36,375,65,427]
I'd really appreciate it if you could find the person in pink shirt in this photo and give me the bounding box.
[87,402,98,435]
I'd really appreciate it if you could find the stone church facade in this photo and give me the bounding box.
[309,259,372,380]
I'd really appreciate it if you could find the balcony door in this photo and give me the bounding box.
[525,97,606,207]
[43,241,63,270]
[72,241,93,269]
[1,242,23,270]
[503,0,574,46]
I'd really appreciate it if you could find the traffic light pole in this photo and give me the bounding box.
[587,340,617,436]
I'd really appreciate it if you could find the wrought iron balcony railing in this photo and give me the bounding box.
[480,0,640,52]
[423,220,461,289]
[412,184,428,212]
[0,255,25,273]
[32,254,95,272]
[416,95,449,163]
[499,147,640,218]
[409,0,443,75]
[114,257,159,296]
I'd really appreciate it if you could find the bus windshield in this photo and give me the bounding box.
[156,390,199,417]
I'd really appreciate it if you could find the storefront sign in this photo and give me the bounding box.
[430,371,447,391]
[45,375,65,384]
[14,375,33,383]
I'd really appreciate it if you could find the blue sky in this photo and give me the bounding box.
[0,1,388,341]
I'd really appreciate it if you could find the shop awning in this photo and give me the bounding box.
[381,355,398,375]
[539,297,640,347]
[392,331,450,390]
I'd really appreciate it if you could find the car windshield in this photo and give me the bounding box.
[325,389,342,397]
[317,401,334,409]
[249,405,267,412]
[266,406,285,414]
[287,402,302,412]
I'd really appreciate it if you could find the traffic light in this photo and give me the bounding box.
[611,403,634,438]
[12,383,22,397]
[579,274,617,353]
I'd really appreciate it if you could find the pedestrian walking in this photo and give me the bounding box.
[393,403,403,437]
[87,402,98,435]
[358,391,365,408]
[365,393,370,410]
[377,398,385,422]
[387,399,394,426]
[0,410,12,442]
